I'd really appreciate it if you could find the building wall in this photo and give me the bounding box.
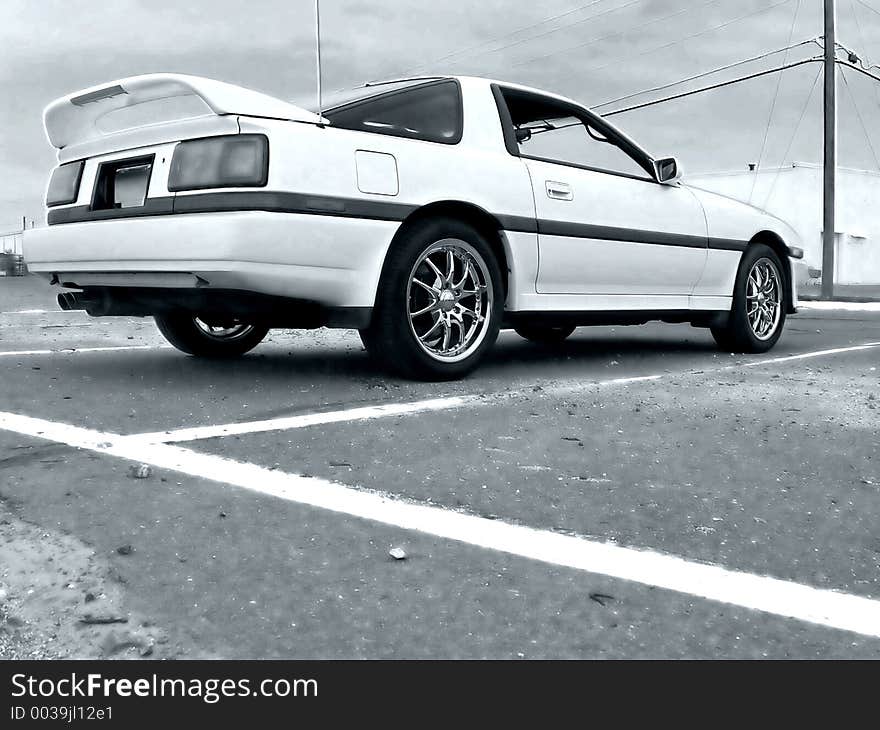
[689,163,880,285]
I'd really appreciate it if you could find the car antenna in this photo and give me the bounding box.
[314,0,323,117]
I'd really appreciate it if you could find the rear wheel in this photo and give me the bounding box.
[711,243,786,353]
[362,217,503,380]
[155,313,268,357]
[514,323,576,344]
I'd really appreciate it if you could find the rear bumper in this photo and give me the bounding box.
[56,287,372,328]
[23,210,399,309]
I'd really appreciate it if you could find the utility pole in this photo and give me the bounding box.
[822,0,837,300]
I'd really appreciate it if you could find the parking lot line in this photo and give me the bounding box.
[136,394,485,443]
[1,309,85,315]
[140,342,880,444]
[0,344,168,357]
[2,407,880,639]
[136,374,664,443]
[737,342,880,367]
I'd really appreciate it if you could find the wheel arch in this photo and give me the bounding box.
[389,200,511,296]
[748,230,795,314]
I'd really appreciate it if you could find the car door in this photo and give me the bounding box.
[499,90,708,299]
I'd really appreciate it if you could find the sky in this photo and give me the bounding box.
[2,0,880,231]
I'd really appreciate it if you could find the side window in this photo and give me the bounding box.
[517,116,650,180]
[498,89,653,181]
[325,81,462,144]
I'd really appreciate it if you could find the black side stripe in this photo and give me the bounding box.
[46,191,752,254]
[535,220,709,249]
[502,219,749,252]
[708,237,749,252]
[48,192,419,226]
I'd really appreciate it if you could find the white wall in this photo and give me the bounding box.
[689,163,880,285]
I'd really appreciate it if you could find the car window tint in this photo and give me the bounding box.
[325,81,462,144]
[517,115,650,179]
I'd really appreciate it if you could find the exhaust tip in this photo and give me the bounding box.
[57,292,82,311]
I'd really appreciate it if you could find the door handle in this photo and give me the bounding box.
[545,180,573,201]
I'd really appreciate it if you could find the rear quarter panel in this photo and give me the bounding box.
[237,77,537,308]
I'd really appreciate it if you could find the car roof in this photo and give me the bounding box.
[332,75,583,109]
[318,74,655,161]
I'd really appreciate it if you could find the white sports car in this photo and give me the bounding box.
[25,73,803,380]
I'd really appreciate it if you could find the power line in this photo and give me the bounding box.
[761,66,823,209]
[602,56,821,116]
[840,65,880,171]
[847,0,880,110]
[580,0,796,76]
[438,0,650,70]
[399,0,618,76]
[512,0,724,68]
[749,0,803,203]
[853,0,880,19]
[851,0,874,62]
[592,38,820,109]
[838,57,880,83]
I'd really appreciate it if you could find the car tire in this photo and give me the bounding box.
[514,323,576,344]
[363,217,504,381]
[711,243,787,353]
[154,313,269,358]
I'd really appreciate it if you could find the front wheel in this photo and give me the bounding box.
[155,313,268,358]
[711,243,786,353]
[362,217,503,380]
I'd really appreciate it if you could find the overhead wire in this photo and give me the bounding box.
[512,0,725,68]
[602,56,821,116]
[592,37,821,110]
[761,65,823,209]
[840,66,880,171]
[749,0,803,203]
[513,0,792,69]
[398,0,612,76]
[853,0,880,19]
[430,0,650,72]
[401,0,646,73]
[848,0,880,109]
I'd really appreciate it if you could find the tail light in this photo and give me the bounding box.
[46,160,84,206]
[168,134,268,192]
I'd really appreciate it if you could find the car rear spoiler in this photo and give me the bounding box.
[43,73,328,149]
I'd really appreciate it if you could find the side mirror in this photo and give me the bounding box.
[515,127,532,144]
[655,156,683,185]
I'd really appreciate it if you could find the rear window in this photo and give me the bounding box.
[324,80,462,144]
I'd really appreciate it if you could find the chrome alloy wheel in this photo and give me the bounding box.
[406,238,493,363]
[193,317,256,341]
[746,257,782,341]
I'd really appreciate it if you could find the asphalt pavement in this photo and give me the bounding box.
[1,274,879,658]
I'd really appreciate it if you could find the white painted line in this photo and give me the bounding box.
[143,342,879,444]
[0,344,168,357]
[136,395,484,443]
[740,342,880,368]
[138,374,666,444]
[1,309,86,315]
[800,301,880,313]
[2,408,880,639]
